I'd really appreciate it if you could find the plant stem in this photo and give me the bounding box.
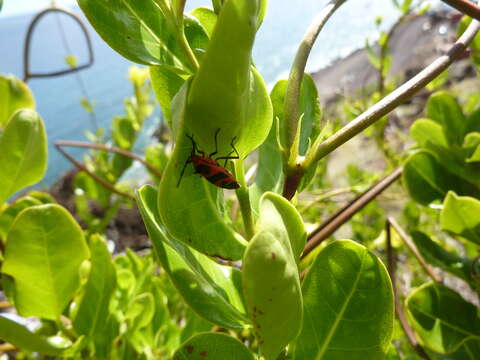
[179,31,199,71]
[283,0,347,153]
[235,160,255,240]
[301,167,403,260]
[388,217,442,283]
[385,220,432,360]
[303,18,480,170]
[442,0,480,20]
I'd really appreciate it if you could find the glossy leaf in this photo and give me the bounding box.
[137,185,247,329]
[426,91,466,146]
[406,282,480,354]
[410,231,473,285]
[112,116,136,149]
[440,191,480,245]
[463,132,480,159]
[2,204,89,320]
[158,83,247,260]
[0,196,42,242]
[74,235,116,338]
[78,0,190,68]
[126,292,155,331]
[403,151,459,205]
[0,315,65,356]
[150,65,186,126]
[263,192,306,261]
[190,7,217,37]
[173,332,255,360]
[467,143,480,163]
[184,15,210,53]
[269,74,321,154]
[0,109,47,205]
[184,0,271,158]
[243,192,303,360]
[410,118,448,148]
[293,240,394,360]
[249,118,284,214]
[0,74,35,127]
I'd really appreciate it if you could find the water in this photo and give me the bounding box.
[0,1,401,187]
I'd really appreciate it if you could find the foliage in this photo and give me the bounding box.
[2,1,480,359]
[402,89,480,357]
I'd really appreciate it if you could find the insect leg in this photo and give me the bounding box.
[209,128,221,158]
[177,157,192,187]
[186,133,204,156]
[216,136,240,166]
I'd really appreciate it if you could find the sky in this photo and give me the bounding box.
[0,0,77,18]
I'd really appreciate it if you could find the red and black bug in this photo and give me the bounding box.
[177,129,240,189]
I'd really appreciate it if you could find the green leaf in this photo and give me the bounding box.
[401,0,413,14]
[293,240,394,360]
[137,185,247,329]
[242,193,303,360]
[440,191,480,245]
[77,0,190,69]
[410,231,473,285]
[426,91,466,146]
[184,0,271,158]
[0,109,47,205]
[406,282,480,354]
[403,151,460,205]
[410,118,448,148]
[0,315,66,356]
[173,332,255,359]
[2,204,89,320]
[190,7,217,37]
[184,15,210,53]
[467,143,480,163]
[269,75,321,155]
[366,41,381,70]
[465,107,480,134]
[65,55,78,69]
[0,74,35,128]
[145,143,168,182]
[125,292,155,331]
[158,82,247,260]
[463,132,480,158]
[249,117,284,214]
[73,235,116,338]
[0,196,42,242]
[112,116,136,149]
[150,65,186,126]
[262,192,306,261]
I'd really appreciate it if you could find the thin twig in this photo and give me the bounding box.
[388,217,442,283]
[55,140,162,178]
[0,343,16,352]
[54,142,135,200]
[302,17,480,170]
[301,167,403,260]
[442,0,480,20]
[283,0,347,199]
[300,187,358,213]
[284,0,347,150]
[386,220,432,360]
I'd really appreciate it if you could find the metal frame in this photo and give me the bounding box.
[23,7,94,82]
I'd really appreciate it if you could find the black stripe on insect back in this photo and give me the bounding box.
[206,171,230,184]
[194,164,211,175]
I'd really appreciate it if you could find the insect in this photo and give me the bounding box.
[177,129,240,189]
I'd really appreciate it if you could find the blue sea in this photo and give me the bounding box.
[0,0,402,187]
